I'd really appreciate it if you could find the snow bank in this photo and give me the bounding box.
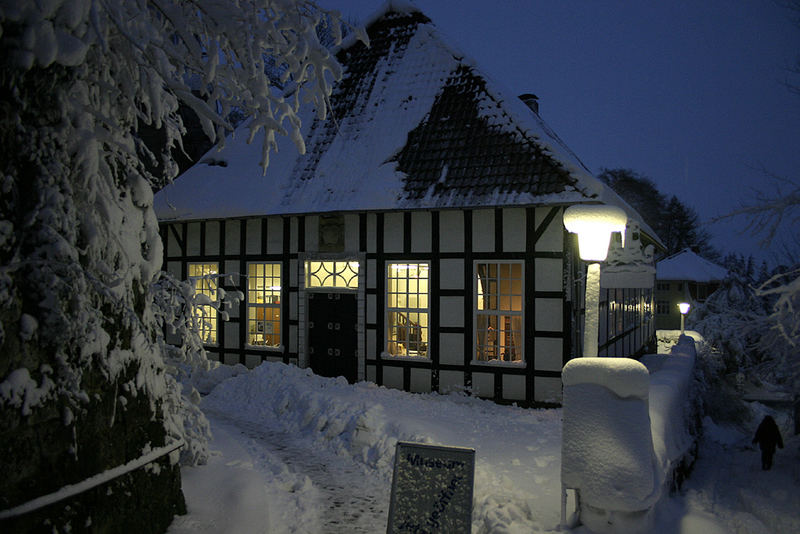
[201,361,564,533]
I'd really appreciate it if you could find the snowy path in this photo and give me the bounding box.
[205,408,390,534]
[682,429,800,534]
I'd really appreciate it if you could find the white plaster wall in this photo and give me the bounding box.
[535,376,562,403]
[367,364,377,383]
[471,372,494,397]
[535,258,563,291]
[287,324,297,353]
[367,213,377,253]
[245,354,262,369]
[535,337,563,372]
[167,261,181,278]
[305,216,319,252]
[223,353,238,366]
[167,226,181,256]
[205,221,220,255]
[438,370,464,394]
[367,329,376,360]
[383,212,403,253]
[290,217,299,254]
[367,293,376,323]
[535,208,563,252]
[535,298,563,331]
[383,366,404,390]
[410,368,431,393]
[187,222,201,255]
[439,258,464,289]
[224,322,239,348]
[503,374,526,401]
[226,220,240,255]
[345,213,359,252]
[439,296,464,328]
[503,208,526,252]
[289,291,298,320]
[207,353,220,362]
[439,333,464,365]
[246,218,260,254]
[439,210,463,252]
[472,209,494,252]
[411,211,431,252]
[367,259,377,289]
[290,258,298,287]
[267,216,283,254]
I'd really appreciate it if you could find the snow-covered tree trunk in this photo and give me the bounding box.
[0,1,354,530]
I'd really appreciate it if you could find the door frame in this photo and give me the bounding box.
[299,253,365,381]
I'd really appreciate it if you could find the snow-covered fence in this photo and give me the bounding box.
[561,336,698,533]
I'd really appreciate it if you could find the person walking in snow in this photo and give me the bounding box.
[752,415,784,470]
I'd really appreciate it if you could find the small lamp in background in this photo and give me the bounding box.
[563,204,627,357]
[678,302,690,334]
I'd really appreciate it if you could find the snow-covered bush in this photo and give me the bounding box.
[151,271,243,466]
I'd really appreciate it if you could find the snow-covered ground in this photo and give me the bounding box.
[168,335,799,534]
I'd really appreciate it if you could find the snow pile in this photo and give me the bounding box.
[202,361,564,533]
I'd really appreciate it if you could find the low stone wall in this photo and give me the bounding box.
[561,336,699,533]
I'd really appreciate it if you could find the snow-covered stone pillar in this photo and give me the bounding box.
[561,357,659,534]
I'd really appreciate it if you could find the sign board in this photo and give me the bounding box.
[386,441,475,534]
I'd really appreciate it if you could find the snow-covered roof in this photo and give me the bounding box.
[656,249,729,282]
[154,4,647,227]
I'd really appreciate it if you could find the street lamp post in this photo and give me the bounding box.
[563,205,627,357]
[678,302,690,334]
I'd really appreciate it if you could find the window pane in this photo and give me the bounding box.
[248,262,281,347]
[475,262,524,362]
[386,262,429,358]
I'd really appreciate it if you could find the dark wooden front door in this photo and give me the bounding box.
[308,292,358,383]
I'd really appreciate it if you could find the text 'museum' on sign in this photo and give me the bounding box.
[387,441,476,534]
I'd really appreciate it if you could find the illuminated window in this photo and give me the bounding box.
[305,260,359,289]
[248,263,281,347]
[188,262,218,345]
[387,263,429,358]
[475,262,523,362]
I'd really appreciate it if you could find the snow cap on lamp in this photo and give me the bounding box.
[563,204,628,261]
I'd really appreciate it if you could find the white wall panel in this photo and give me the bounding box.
[503,208,526,252]
[472,209,494,252]
[411,211,431,252]
[439,211,463,252]
[438,333,464,365]
[534,337,563,372]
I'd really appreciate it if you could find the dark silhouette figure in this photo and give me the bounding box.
[752,415,784,470]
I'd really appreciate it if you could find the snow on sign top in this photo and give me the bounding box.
[154,4,642,223]
[656,249,729,282]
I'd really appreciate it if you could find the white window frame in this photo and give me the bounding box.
[246,262,282,349]
[385,261,430,359]
[473,260,525,364]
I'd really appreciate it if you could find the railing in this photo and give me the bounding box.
[0,439,184,520]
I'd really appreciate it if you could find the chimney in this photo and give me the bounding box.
[518,93,539,114]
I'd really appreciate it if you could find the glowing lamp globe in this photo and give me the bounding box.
[563,205,628,261]
[678,302,690,315]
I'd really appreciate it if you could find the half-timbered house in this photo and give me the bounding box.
[154,4,659,404]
